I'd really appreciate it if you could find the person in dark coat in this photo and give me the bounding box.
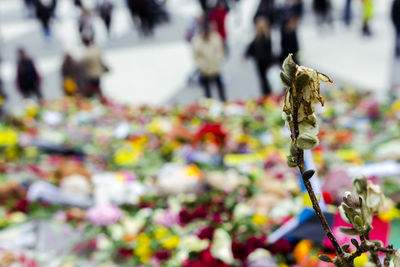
[126,0,154,35]
[254,0,275,25]
[245,18,274,96]
[98,0,114,36]
[313,0,332,26]
[16,48,42,100]
[35,0,53,37]
[61,53,84,96]
[280,15,299,63]
[392,0,400,57]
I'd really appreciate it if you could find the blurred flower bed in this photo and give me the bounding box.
[0,89,400,266]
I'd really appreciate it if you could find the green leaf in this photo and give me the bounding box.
[341,244,350,251]
[338,227,359,236]
[318,255,333,263]
[351,238,359,248]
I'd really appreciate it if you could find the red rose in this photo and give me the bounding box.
[197,226,215,240]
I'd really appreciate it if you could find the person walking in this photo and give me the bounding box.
[80,38,109,100]
[35,0,53,38]
[61,53,84,96]
[16,48,42,100]
[343,0,352,26]
[193,24,227,101]
[280,15,300,63]
[98,0,114,37]
[313,0,332,27]
[245,18,274,96]
[362,0,374,36]
[392,0,400,57]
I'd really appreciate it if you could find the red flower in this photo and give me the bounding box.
[15,198,28,213]
[193,205,207,219]
[155,250,171,261]
[197,226,215,240]
[266,238,292,254]
[179,209,193,224]
[212,213,222,223]
[231,241,247,261]
[117,248,133,259]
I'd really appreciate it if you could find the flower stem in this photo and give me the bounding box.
[290,95,346,265]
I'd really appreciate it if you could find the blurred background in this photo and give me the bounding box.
[1,0,400,266]
[0,0,399,107]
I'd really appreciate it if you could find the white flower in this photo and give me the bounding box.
[211,229,234,264]
[233,202,252,220]
[180,235,209,252]
[393,249,400,267]
[366,181,384,214]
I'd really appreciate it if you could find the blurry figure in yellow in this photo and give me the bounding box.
[362,0,373,36]
[61,53,84,96]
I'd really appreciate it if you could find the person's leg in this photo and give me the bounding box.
[200,75,212,98]
[256,61,271,96]
[215,75,227,101]
[396,29,400,57]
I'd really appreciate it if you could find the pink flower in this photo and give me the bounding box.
[85,203,122,226]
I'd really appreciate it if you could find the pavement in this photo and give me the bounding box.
[0,0,399,111]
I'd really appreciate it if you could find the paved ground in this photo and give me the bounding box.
[0,0,399,111]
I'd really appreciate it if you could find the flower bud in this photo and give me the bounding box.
[296,132,319,150]
[343,191,361,209]
[353,176,367,195]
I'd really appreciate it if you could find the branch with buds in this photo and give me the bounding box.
[280,54,398,267]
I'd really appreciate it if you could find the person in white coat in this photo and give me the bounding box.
[192,23,227,101]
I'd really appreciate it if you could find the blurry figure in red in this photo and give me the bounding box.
[16,48,42,100]
[193,23,227,101]
[209,0,229,47]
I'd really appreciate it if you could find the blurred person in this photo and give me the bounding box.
[80,37,109,100]
[35,0,54,38]
[185,14,206,84]
[23,0,35,17]
[343,0,352,26]
[193,23,227,101]
[254,0,275,25]
[126,0,154,36]
[74,0,83,7]
[61,53,84,96]
[209,1,229,49]
[362,0,374,36]
[16,48,42,100]
[98,0,114,37]
[392,0,400,57]
[245,18,273,96]
[79,7,95,43]
[313,0,332,27]
[0,77,6,115]
[198,0,208,12]
[280,15,299,63]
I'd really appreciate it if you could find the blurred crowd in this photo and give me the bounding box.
[0,0,400,110]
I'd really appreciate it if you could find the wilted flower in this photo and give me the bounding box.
[366,181,384,214]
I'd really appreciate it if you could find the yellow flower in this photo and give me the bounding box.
[0,129,18,146]
[162,235,180,250]
[154,226,169,240]
[252,214,268,225]
[354,253,368,267]
[136,233,153,263]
